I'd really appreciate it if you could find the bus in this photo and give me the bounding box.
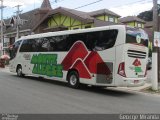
[9,25,149,88]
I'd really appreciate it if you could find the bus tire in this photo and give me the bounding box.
[17,65,24,77]
[67,71,80,89]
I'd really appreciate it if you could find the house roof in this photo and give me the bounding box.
[4,9,38,34]
[144,21,153,28]
[119,16,146,23]
[4,2,122,35]
[89,9,121,17]
[48,7,94,21]
[4,0,52,34]
[41,0,52,9]
[33,7,94,31]
[33,7,121,31]
[94,19,121,27]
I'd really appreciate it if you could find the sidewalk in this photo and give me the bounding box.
[114,70,160,92]
[115,82,152,92]
[0,66,10,73]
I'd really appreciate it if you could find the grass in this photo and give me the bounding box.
[141,87,160,95]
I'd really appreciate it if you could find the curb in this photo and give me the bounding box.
[109,83,151,93]
[0,66,10,73]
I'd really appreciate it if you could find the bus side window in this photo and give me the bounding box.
[35,38,49,52]
[66,34,78,50]
[67,33,88,50]
[94,30,118,51]
[85,33,98,51]
[49,42,55,51]
[31,39,38,52]
[55,35,68,51]
[19,40,32,52]
[46,37,56,51]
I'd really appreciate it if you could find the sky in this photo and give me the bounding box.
[2,0,159,19]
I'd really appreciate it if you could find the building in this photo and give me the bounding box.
[1,0,120,55]
[119,16,146,28]
[33,6,121,33]
[119,16,153,56]
[3,0,52,49]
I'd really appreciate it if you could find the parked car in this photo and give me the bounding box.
[147,57,152,70]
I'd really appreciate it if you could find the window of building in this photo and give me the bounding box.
[73,28,79,30]
[137,23,142,28]
[85,26,91,28]
[109,16,114,22]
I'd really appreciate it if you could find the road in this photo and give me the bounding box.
[0,69,160,114]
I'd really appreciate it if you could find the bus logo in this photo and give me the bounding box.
[132,58,142,73]
[31,54,63,78]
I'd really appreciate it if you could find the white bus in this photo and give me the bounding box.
[9,25,149,88]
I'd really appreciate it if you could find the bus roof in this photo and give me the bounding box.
[16,25,126,41]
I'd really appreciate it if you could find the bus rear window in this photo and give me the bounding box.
[126,27,148,47]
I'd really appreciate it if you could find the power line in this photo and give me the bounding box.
[51,0,66,4]
[52,0,152,11]
[74,0,103,10]
[110,0,152,8]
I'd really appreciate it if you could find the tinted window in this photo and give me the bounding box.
[19,30,118,52]
[66,30,118,51]
[10,40,22,59]
[19,35,69,52]
[36,38,50,52]
[51,35,69,51]
[19,39,34,52]
[92,30,118,51]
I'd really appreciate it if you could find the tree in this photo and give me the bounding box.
[137,4,160,22]
[137,10,153,21]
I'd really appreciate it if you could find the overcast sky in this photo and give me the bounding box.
[2,0,158,19]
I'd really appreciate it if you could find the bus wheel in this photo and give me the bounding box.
[67,71,80,89]
[17,66,24,77]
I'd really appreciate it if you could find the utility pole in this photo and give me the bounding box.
[152,0,159,90]
[14,5,22,39]
[0,0,5,55]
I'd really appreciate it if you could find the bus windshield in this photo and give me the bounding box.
[10,40,22,60]
[126,27,149,47]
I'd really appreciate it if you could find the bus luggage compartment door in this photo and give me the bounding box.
[96,62,113,84]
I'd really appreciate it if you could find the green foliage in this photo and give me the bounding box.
[137,10,153,21]
[137,5,160,22]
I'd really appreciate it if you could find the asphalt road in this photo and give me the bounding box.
[0,69,160,114]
